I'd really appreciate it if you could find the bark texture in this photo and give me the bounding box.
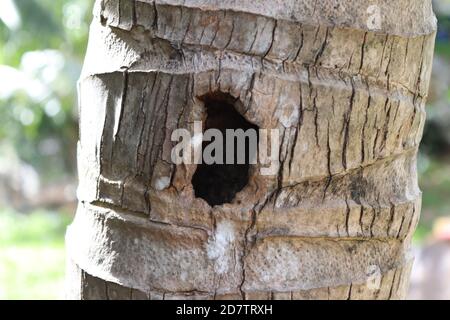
[66,0,436,299]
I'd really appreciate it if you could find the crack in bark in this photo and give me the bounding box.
[342,79,356,170]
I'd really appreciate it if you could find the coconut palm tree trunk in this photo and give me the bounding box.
[66,0,436,299]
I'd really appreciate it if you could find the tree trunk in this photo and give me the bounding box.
[66,0,436,299]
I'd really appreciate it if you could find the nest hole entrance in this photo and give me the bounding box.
[192,93,259,206]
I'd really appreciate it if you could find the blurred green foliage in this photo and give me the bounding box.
[0,0,91,299]
[0,0,92,182]
[416,154,450,242]
[0,209,72,299]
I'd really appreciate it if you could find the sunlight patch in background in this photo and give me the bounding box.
[0,0,21,30]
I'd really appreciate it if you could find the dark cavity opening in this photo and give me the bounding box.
[192,92,259,206]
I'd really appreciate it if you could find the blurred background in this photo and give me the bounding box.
[0,0,449,299]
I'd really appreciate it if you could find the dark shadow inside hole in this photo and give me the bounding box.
[192,93,259,206]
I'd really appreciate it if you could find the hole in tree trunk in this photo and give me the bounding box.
[192,92,259,206]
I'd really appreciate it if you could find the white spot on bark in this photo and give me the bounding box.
[275,102,299,127]
[154,176,170,191]
[366,5,382,30]
[366,264,382,290]
[206,221,235,274]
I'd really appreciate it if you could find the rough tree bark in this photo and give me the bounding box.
[66,0,436,299]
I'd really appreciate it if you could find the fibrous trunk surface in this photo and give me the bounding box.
[66,0,436,299]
